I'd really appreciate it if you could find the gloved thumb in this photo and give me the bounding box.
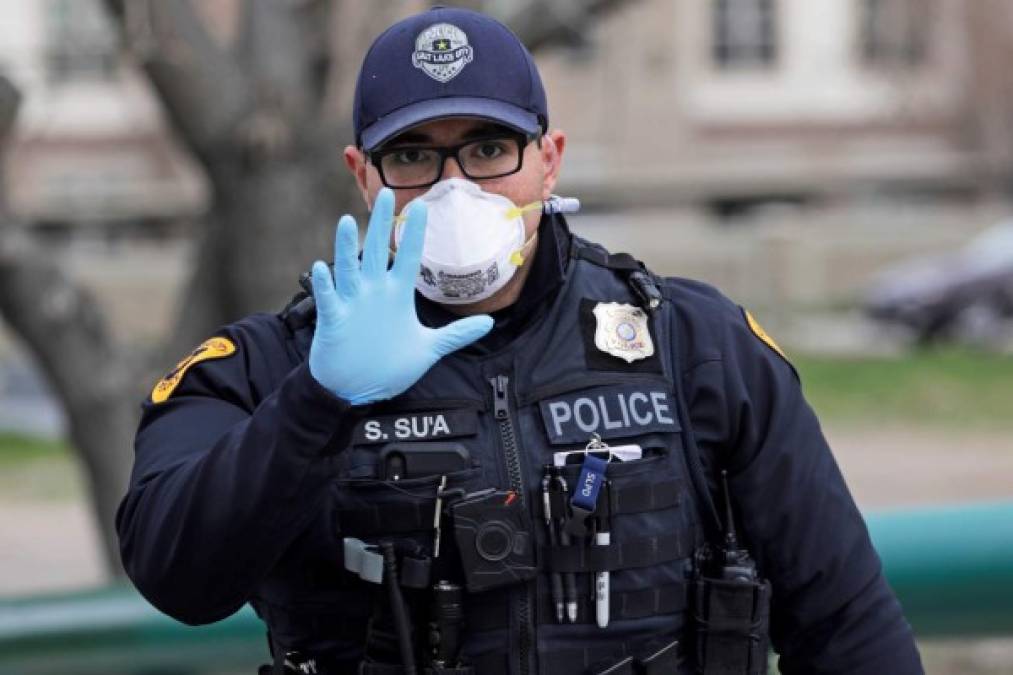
[430,315,494,358]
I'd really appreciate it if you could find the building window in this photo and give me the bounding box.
[712,0,778,69]
[860,0,931,68]
[46,0,118,83]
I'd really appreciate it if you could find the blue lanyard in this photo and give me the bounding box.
[571,452,608,514]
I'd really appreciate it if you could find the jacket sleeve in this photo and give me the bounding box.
[674,285,923,674]
[116,316,352,625]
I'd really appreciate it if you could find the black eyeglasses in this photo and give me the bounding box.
[367,133,536,189]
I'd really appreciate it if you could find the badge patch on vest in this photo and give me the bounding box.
[151,337,236,404]
[353,409,479,445]
[412,23,473,83]
[592,302,654,363]
[539,384,680,445]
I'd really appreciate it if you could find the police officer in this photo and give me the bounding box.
[119,7,924,674]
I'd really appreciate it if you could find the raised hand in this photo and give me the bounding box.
[308,188,493,405]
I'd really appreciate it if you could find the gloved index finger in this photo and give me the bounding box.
[361,188,395,279]
[392,200,427,284]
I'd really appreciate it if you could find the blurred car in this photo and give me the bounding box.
[864,219,1013,346]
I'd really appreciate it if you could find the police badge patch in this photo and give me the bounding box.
[412,23,474,83]
[592,302,654,363]
[151,336,236,404]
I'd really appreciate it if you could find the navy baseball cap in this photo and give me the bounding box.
[353,6,548,151]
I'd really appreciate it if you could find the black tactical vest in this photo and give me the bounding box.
[262,235,711,675]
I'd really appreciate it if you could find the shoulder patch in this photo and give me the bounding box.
[151,337,237,404]
[742,309,787,360]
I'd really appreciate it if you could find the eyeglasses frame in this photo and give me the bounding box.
[366,131,538,190]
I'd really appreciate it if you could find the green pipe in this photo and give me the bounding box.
[1,501,1012,674]
[0,585,264,674]
[867,500,1013,638]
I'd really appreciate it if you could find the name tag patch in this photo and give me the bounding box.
[353,409,478,445]
[539,385,680,445]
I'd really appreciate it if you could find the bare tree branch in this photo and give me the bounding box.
[0,76,20,144]
[497,0,635,52]
[230,0,333,164]
[0,232,135,577]
[239,0,329,116]
[106,0,253,165]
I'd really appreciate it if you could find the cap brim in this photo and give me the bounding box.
[360,97,541,150]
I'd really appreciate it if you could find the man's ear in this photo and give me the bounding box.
[343,145,370,206]
[540,130,566,199]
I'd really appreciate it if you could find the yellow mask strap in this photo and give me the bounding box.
[505,201,543,221]
[509,228,539,267]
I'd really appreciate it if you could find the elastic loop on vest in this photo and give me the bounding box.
[337,477,683,541]
[545,534,685,574]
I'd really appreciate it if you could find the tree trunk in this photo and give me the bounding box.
[0,232,136,576]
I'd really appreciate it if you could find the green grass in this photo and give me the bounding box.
[0,432,71,464]
[795,348,1013,429]
[0,433,80,500]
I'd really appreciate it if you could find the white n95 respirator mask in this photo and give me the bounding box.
[394,178,539,305]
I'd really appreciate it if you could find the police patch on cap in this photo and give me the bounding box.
[151,337,236,404]
[593,302,654,363]
[412,23,473,82]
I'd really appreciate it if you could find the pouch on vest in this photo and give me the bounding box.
[690,471,771,675]
[692,572,770,675]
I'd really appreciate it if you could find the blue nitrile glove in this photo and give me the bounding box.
[308,188,493,405]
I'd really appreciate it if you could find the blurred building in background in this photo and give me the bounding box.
[0,0,204,233]
[0,0,1008,356]
[0,0,1001,228]
[541,0,980,215]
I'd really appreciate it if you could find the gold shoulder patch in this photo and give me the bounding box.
[743,309,787,360]
[151,337,237,404]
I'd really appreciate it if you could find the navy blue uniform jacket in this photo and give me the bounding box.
[118,218,923,674]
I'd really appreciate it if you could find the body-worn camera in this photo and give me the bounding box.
[450,488,537,592]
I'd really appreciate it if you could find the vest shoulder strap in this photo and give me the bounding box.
[278,270,319,333]
[570,238,663,312]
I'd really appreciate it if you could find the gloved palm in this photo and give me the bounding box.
[308,188,493,405]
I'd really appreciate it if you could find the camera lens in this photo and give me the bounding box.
[475,520,513,561]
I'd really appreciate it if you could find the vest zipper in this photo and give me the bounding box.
[490,374,533,675]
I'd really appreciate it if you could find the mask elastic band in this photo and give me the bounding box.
[504,201,544,220]
[509,228,539,267]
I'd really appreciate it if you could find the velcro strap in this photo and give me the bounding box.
[467,582,687,632]
[536,582,687,625]
[610,478,681,514]
[542,635,683,675]
[546,479,681,518]
[545,535,685,573]
[340,476,683,539]
[541,644,635,675]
